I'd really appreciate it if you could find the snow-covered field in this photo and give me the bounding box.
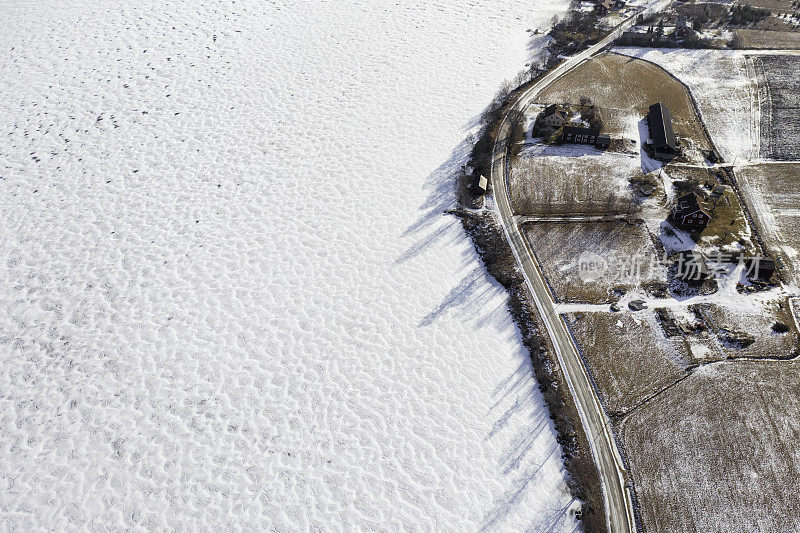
[0,0,580,530]
[621,361,800,532]
[511,145,640,215]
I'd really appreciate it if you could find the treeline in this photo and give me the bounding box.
[616,29,722,49]
[729,4,771,25]
[547,11,605,58]
[458,31,611,527]
[455,205,607,533]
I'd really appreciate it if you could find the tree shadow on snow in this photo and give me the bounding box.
[396,134,518,334]
[394,136,473,265]
[400,127,578,530]
[417,266,514,331]
[480,360,579,532]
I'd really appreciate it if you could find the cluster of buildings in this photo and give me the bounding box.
[528,98,778,285]
[536,100,677,157]
[534,104,611,149]
[617,18,700,47]
[529,96,779,287]
[593,0,626,16]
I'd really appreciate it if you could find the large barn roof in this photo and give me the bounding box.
[648,102,677,151]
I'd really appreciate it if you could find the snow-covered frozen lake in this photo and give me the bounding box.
[0,0,577,529]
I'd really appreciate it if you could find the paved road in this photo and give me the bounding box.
[490,3,671,531]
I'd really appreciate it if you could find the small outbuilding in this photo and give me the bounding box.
[472,174,488,195]
[628,300,647,311]
[675,250,711,281]
[745,257,776,282]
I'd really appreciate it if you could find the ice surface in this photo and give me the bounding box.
[0,0,578,530]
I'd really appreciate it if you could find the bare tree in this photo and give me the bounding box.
[505,108,528,156]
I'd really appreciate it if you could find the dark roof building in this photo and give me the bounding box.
[595,0,615,15]
[560,126,611,149]
[745,257,776,282]
[674,18,695,39]
[670,192,711,231]
[675,250,711,281]
[647,102,677,159]
[542,104,566,119]
[562,126,599,145]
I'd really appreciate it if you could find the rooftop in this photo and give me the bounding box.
[648,102,677,152]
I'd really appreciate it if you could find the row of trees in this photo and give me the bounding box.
[729,4,771,25]
[547,11,604,59]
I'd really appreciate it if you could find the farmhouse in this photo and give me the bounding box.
[670,192,711,231]
[561,126,610,149]
[594,0,624,15]
[536,104,567,133]
[673,18,695,39]
[647,102,677,160]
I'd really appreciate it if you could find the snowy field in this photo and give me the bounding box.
[614,48,760,163]
[0,0,581,530]
[511,145,640,215]
[621,361,800,532]
[750,54,800,161]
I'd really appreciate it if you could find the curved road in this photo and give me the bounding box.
[490,3,670,531]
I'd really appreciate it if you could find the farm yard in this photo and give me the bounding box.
[533,52,711,155]
[614,48,759,163]
[512,31,800,533]
[751,54,800,160]
[621,361,800,533]
[509,146,643,215]
[655,164,758,253]
[566,311,688,416]
[737,163,800,284]
[523,221,665,303]
[696,297,800,358]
